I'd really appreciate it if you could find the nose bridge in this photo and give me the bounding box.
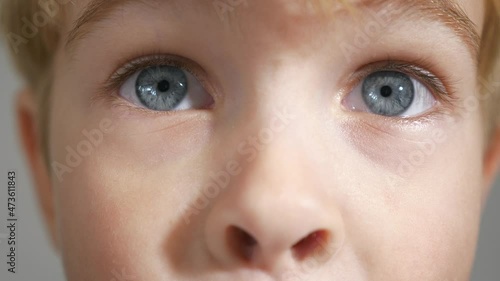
[223,105,313,200]
[230,51,321,115]
[237,124,302,188]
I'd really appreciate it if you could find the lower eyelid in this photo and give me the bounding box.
[340,119,439,174]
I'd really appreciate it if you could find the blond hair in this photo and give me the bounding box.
[1,0,500,138]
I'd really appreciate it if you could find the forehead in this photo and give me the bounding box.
[60,0,485,62]
[62,0,485,28]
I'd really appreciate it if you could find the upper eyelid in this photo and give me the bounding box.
[109,55,193,83]
[349,60,458,108]
[101,54,212,97]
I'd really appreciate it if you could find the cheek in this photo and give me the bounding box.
[332,114,485,279]
[49,109,214,279]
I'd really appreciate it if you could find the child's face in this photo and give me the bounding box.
[27,0,498,280]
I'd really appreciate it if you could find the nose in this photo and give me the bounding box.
[204,137,345,272]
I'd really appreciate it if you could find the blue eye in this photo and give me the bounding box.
[362,71,414,116]
[344,71,436,117]
[136,66,188,111]
[119,65,213,111]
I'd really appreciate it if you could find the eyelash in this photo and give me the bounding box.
[100,54,458,117]
[98,54,213,105]
[346,59,459,110]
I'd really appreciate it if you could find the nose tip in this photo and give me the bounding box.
[205,193,344,270]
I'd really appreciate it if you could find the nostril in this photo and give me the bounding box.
[292,229,331,261]
[227,226,258,262]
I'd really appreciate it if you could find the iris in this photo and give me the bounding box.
[135,66,188,111]
[362,71,415,116]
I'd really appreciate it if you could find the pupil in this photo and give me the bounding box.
[157,80,170,92]
[380,85,392,97]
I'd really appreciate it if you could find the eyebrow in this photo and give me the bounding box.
[65,0,481,60]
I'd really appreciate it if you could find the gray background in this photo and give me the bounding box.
[0,40,499,280]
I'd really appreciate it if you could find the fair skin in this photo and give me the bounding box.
[16,0,500,280]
